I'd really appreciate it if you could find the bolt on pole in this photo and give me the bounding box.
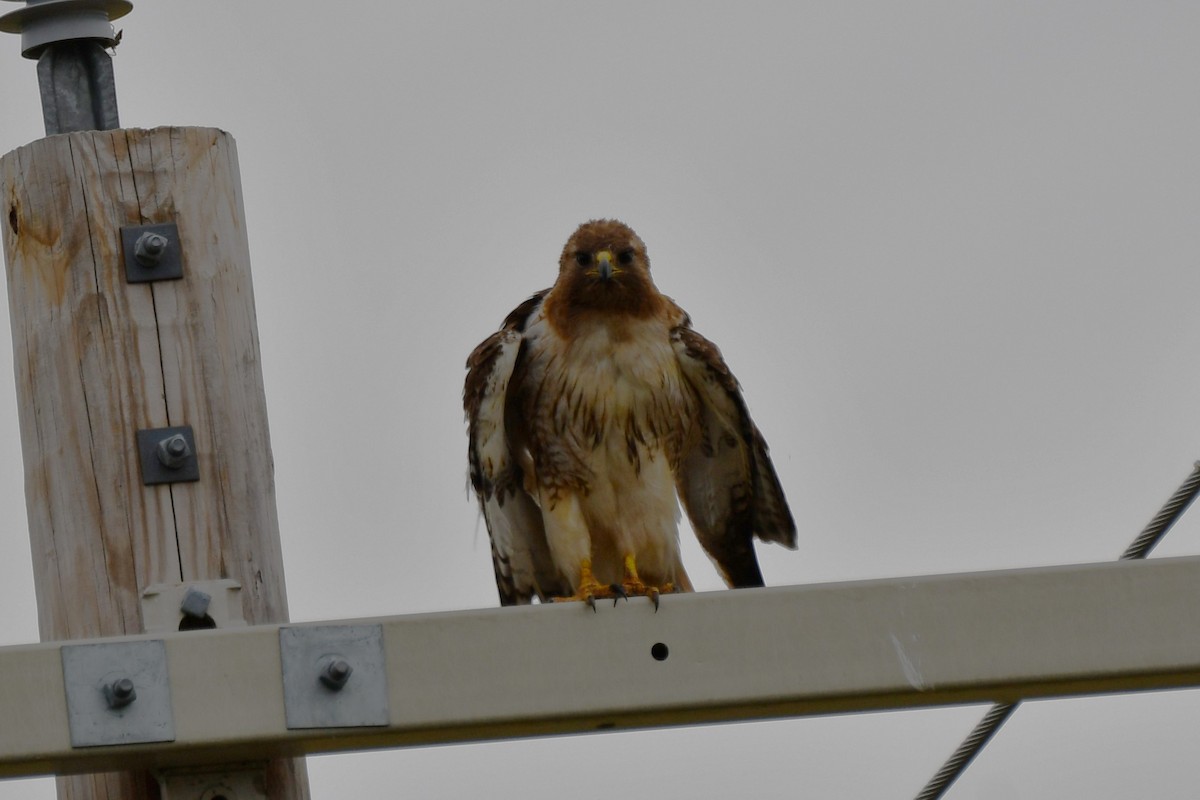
[0,0,132,135]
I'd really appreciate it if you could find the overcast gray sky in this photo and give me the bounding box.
[2,2,1200,798]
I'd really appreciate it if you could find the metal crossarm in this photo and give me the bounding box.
[0,556,1199,779]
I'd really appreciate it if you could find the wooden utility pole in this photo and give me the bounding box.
[2,127,310,799]
[1,2,309,796]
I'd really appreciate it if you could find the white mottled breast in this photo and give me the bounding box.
[526,310,695,457]
[523,308,697,586]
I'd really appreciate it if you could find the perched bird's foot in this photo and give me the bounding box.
[619,555,677,611]
[552,580,626,611]
[620,575,657,603]
[551,558,679,611]
[552,560,626,611]
[633,582,680,611]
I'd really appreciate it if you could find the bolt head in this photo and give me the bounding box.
[179,586,212,619]
[156,434,192,469]
[319,658,353,690]
[134,231,169,266]
[104,677,137,709]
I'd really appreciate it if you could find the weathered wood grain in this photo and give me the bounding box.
[1,127,309,800]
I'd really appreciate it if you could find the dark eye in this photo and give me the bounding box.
[575,251,592,267]
[617,249,634,266]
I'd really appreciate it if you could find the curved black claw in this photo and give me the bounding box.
[610,583,628,606]
[649,588,661,612]
[586,593,597,613]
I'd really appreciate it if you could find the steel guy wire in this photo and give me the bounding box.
[1121,462,1200,560]
[914,460,1200,800]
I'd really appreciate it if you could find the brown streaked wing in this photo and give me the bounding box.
[464,291,567,604]
[671,325,797,588]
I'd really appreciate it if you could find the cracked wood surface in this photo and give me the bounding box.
[1,127,307,800]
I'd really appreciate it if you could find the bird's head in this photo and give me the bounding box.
[551,219,662,319]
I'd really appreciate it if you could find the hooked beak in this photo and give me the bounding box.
[596,250,614,281]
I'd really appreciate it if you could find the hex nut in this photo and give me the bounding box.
[156,434,192,469]
[319,659,353,691]
[179,587,212,619]
[134,231,169,266]
[104,677,137,709]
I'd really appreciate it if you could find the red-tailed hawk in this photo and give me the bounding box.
[465,219,796,607]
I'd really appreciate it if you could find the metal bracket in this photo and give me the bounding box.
[155,765,268,800]
[136,425,200,485]
[279,625,389,729]
[141,580,248,634]
[61,639,175,748]
[122,222,183,283]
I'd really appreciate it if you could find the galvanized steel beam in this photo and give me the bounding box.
[0,556,1199,779]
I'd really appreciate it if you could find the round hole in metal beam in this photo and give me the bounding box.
[650,642,669,661]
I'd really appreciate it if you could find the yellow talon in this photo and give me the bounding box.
[621,553,649,597]
[553,559,620,610]
[620,554,673,610]
[551,556,676,611]
[623,554,640,580]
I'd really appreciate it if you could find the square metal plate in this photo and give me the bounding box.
[279,625,389,729]
[136,425,200,485]
[61,640,175,748]
[122,222,183,283]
